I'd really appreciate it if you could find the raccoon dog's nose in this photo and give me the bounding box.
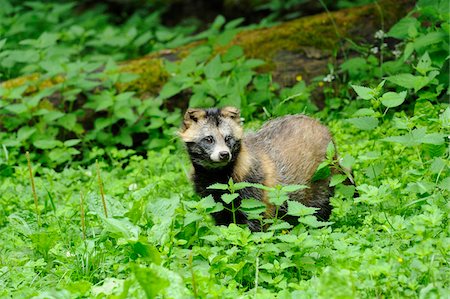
[219,151,230,161]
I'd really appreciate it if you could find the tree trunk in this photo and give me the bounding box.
[2,0,415,98]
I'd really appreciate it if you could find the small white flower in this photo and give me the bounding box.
[392,49,402,58]
[66,251,73,257]
[370,47,379,54]
[323,74,335,82]
[128,183,138,191]
[381,43,388,49]
[85,170,92,177]
[374,30,385,39]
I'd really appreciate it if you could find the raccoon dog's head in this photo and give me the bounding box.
[179,107,243,169]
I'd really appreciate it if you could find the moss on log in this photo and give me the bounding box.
[1,0,415,97]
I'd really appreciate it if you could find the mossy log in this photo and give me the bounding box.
[2,0,415,100]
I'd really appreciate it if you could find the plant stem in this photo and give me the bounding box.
[96,160,108,217]
[80,191,86,240]
[26,152,40,226]
[254,255,259,298]
[189,251,198,298]
[231,200,236,224]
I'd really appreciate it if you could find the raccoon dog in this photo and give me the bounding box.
[180,107,337,231]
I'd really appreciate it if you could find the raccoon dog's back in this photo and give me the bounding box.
[248,115,331,186]
[180,107,335,230]
[246,115,333,218]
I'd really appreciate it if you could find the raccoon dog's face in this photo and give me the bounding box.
[179,107,243,169]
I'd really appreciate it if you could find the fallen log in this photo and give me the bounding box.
[2,0,415,98]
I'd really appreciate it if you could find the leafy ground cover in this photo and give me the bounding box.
[0,0,449,298]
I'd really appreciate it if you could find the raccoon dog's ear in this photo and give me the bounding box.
[221,106,241,123]
[182,108,206,129]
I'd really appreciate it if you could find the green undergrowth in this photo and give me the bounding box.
[0,0,449,298]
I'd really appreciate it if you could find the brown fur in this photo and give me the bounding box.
[180,107,336,229]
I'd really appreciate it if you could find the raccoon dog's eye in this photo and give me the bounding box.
[204,136,214,144]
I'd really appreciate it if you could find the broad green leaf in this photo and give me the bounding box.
[330,174,348,187]
[282,185,308,193]
[351,85,374,100]
[17,126,36,141]
[33,139,63,149]
[347,116,379,130]
[440,107,450,128]
[340,154,356,170]
[312,161,331,181]
[133,265,170,298]
[380,91,407,108]
[102,217,139,241]
[382,128,444,147]
[287,201,318,217]
[415,52,436,75]
[267,221,292,231]
[387,17,419,39]
[221,193,239,204]
[204,55,222,79]
[63,139,81,147]
[234,182,268,190]
[353,108,376,117]
[208,183,229,190]
[299,215,333,228]
[239,199,266,214]
[438,177,450,191]
[223,45,244,62]
[159,81,183,100]
[385,73,418,89]
[414,31,446,51]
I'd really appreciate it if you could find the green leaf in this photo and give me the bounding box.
[340,154,356,170]
[414,31,446,51]
[0,39,6,50]
[440,108,450,128]
[438,177,450,191]
[347,116,379,130]
[159,81,183,100]
[330,174,348,187]
[380,91,407,108]
[102,217,139,241]
[387,17,419,39]
[222,45,244,62]
[282,185,308,193]
[207,183,229,190]
[133,265,170,298]
[312,161,331,181]
[267,221,292,231]
[385,74,417,89]
[326,142,336,159]
[239,199,266,214]
[382,128,425,147]
[415,52,436,75]
[386,72,437,92]
[204,55,222,79]
[221,193,239,204]
[17,126,36,141]
[351,85,374,100]
[287,201,318,217]
[33,139,63,149]
[63,139,81,147]
[299,215,332,228]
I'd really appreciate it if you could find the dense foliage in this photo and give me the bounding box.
[0,0,449,298]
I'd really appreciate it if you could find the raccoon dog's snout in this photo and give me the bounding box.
[219,151,230,160]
